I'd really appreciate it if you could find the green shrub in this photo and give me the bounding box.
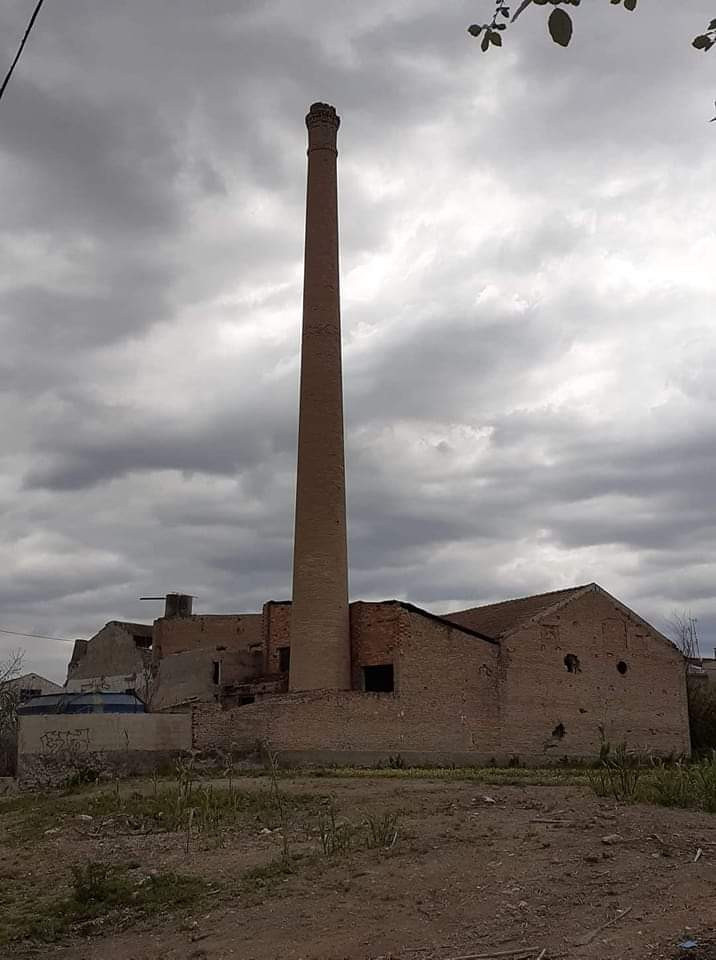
[587,741,642,801]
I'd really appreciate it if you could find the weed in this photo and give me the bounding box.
[61,764,100,792]
[239,856,298,893]
[365,811,399,849]
[644,755,716,813]
[70,861,115,902]
[0,861,210,944]
[265,744,292,864]
[317,802,356,856]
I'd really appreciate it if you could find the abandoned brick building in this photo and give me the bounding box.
[64,103,691,765]
[142,583,689,764]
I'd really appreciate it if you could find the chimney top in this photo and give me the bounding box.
[306,102,340,130]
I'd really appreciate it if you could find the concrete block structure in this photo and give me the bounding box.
[17,713,191,787]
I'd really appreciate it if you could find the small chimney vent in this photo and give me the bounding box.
[164,593,193,618]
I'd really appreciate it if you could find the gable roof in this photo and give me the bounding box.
[2,672,62,691]
[395,600,498,644]
[445,584,594,639]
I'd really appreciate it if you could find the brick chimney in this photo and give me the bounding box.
[164,593,193,618]
[289,102,351,692]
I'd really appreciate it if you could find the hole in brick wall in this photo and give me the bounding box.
[552,722,566,740]
[278,646,290,673]
[617,660,628,675]
[363,664,394,693]
[133,635,152,649]
[238,695,255,706]
[564,653,581,674]
[212,660,221,685]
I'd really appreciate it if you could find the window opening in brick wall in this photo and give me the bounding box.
[212,660,221,685]
[363,664,394,693]
[617,660,628,675]
[552,722,566,740]
[564,653,581,673]
[238,695,255,706]
[278,646,290,673]
[133,635,152,649]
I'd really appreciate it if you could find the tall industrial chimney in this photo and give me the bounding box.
[289,102,351,692]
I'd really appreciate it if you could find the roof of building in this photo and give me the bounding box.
[395,600,498,644]
[1,672,62,690]
[445,584,594,639]
[110,621,153,636]
[17,691,146,715]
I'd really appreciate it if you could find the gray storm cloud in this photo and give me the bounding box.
[0,0,714,679]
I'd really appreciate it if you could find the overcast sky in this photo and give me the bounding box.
[1,0,714,682]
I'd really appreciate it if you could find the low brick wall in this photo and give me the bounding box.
[193,688,500,767]
[17,714,192,787]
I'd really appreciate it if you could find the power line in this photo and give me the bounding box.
[0,626,73,643]
[0,0,48,104]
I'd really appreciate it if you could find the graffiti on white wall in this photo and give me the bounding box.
[40,728,91,756]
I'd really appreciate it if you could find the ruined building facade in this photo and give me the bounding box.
[63,104,691,765]
[66,621,153,698]
[147,584,689,764]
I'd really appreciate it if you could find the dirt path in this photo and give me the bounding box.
[4,776,716,960]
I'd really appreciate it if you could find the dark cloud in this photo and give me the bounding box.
[1,0,714,681]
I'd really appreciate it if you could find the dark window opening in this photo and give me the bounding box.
[212,660,221,685]
[363,664,394,693]
[238,695,255,706]
[278,646,290,673]
[617,660,628,675]
[19,688,41,702]
[552,722,566,740]
[133,635,152,649]
[564,653,581,674]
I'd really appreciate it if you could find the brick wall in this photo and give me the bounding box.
[263,602,292,674]
[154,613,262,658]
[350,602,401,689]
[193,607,502,764]
[152,614,263,709]
[499,587,689,760]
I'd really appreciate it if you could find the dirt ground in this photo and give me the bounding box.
[1,774,715,960]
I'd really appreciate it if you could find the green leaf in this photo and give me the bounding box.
[467,24,482,37]
[548,8,573,47]
[692,34,714,50]
[489,30,503,46]
[624,0,637,10]
[481,32,490,52]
